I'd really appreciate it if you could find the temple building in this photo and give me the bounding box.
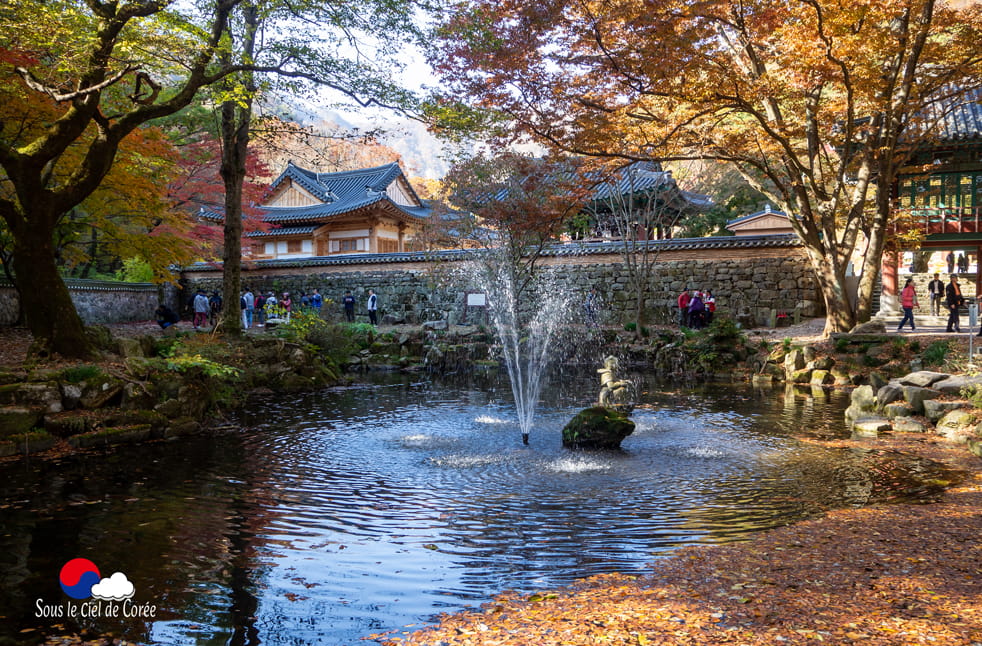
[204,161,432,259]
[725,204,793,236]
[880,87,982,312]
[573,161,713,240]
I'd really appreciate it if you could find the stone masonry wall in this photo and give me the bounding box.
[186,254,821,328]
[0,280,161,326]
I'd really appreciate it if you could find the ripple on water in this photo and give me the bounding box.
[0,375,957,646]
[397,433,457,449]
[428,453,513,468]
[474,415,511,424]
[544,454,612,474]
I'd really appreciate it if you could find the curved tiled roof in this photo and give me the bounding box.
[923,86,982,143]
[266,161,429,223]
[246,226,319,238]
[185,234,800,271]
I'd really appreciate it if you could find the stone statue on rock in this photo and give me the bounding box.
[597,355,631,408]
[562,356,636,450]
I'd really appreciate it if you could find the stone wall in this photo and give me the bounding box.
[184,242,822,328]
[0,280,161,326]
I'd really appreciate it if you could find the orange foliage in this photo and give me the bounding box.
[432,0,982,332]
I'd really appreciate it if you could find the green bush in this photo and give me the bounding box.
[704,316,742,343]
[305,323,362,364]
[276,310,325,343]
[922,340,952,367]
[62,365,104,383]
[165,354,242,380]
[623,322,650,337]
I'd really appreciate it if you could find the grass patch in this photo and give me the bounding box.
[62,365,104,384]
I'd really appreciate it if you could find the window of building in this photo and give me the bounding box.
[378,238,399,253]
[287,239,302,253]
[339,239,359,252]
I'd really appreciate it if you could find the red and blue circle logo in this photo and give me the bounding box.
[59,558,101,600]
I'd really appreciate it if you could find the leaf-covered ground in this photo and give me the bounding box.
[376,435,982,646]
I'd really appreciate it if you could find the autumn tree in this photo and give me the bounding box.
[432,0,982,334]
[255,117,402,175]
[0,0,429,356]
[442,152,591,294]
[0,0,268,357]
[166,130,272,256]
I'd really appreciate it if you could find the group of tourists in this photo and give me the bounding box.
[341,289,378,325]
[676,287,716,329]
[239,288,323,328]
[155,286,381,330]
[899,272,979,335]
[946,251,970,274]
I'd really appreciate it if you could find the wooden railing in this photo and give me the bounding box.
[906,206,982,235]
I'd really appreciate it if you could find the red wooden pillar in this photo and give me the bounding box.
[880,250,900,314]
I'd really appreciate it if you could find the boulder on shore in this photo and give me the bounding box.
[561,406,635,450]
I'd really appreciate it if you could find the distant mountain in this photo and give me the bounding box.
[315,110,456,180]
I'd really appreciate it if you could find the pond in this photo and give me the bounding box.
[0,375,958,645]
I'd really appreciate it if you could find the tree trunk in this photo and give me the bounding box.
[219,164,245,337]
[857,175,898,323]
[807,250,857,336]
[632,277,647,341]
[217,3,259,338]
[12,228,94,358]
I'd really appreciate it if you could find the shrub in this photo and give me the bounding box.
[164,354,242,380]
[704,316,742,343]
[62,365,104,383]
[922,340,952,367]
[624,322,650,337]
[276,309,325,343]
[306,323,362,364]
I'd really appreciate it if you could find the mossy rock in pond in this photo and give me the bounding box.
[562,406,635,450]
[43,411,97,437]
[0,430,57,457]
[0,406,45,438]
[68,425,152,449]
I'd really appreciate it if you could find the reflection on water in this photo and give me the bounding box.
[0,376,960,646]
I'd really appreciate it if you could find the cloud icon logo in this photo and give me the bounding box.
[90,572,135,601]
[60,559,101,600]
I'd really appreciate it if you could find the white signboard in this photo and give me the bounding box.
[466,293,487,307]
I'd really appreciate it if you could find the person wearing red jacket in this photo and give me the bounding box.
[677,288,691,328]
[897,278,918,332]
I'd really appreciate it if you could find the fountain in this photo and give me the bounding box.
[468,251,574,444]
